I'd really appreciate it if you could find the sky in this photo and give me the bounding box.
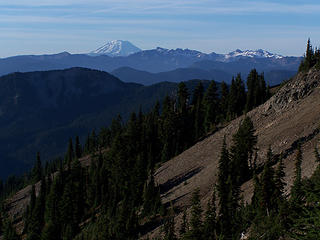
[0,0,320,58]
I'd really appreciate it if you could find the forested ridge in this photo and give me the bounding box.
[0,40,320,240]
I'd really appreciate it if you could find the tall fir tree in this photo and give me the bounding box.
[203,80,219,132]
[291,144,303,205]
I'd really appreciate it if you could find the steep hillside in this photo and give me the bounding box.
[145,68,320,237]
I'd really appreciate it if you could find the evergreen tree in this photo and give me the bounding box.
[192,82,205,140]
[179,209,188,237]
[274,155,286,204]
[65,138,74,168]
[3,220,20,240]
[291,144,303,204]
[177,82,189,114]
[228,74,246,119]
[217,137,232,238]
[162,204,176,240]
[219,81,229,121]
[230,116,257,183]
[184,188,203,239]
[246,69,259,112]
[160,96,176,162]
[176,82,191,153]
[41,221,58,240]
[203,190,216,240]
[75,136,82,159]
[32,152,42,183]
[203,80,219,132]
[260,146,275,216]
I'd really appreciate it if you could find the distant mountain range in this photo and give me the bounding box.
[0,41,302,86]
[0,67,210,178]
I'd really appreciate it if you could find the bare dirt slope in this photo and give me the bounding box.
[147,68,320,238]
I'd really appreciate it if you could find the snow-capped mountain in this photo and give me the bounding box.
[90,40,141,57]
[134,47,206,59]
[131,47,284,62]
[223,49,283,60]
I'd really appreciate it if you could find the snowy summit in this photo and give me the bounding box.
[89,40,141,57]
[224,49,283,60]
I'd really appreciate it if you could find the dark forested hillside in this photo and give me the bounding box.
[0,68,211,178]
[111,67,232,86]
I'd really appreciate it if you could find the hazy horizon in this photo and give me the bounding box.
[1,0,320,58]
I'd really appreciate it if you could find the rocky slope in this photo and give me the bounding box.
[146,67,320,238]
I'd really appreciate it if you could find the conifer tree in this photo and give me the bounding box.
[177,82,189,114]
[160,96,176,162]
[41,220,57,240]
[162,204,176,240]
[32,152,42,183]
[176,82,191,153]
[65,138,74,169]
[274,156,286,204]
[260,146,275,215]
[228,74,246,119]
[230,116,257,183]
[291,144,303,204]
[217,137,232,238]
[179,209,188,237]
[246,69,259,112]
[3,220,20,240]
[203,190,217,240]
[185,188,203,239]
[192,82,205,140]
[219,81,229,121]
[203,80,219,132]
[75,136,82,159]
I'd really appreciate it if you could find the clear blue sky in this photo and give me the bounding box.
[1,0,320,58]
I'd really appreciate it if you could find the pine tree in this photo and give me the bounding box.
[184,188,203,239]
[3,220,20,240]
[160,96,176,162]
[65,138,74,169]
[41,220,58,240]
[274,156,286,204]
[217,137,232,238]
[291,144,303,204]
[230,116,257,183]
[179,209,188,237]
[176,82,191,153]
[75,136,82,159]
[192,82,205,140]
[32,152,42,183]
[177,82,189,114]
[203,190,216,240]
[203,80,219,133]
[162,204,176,240]
[260,146,275,216]
[219,81,229,121]
[227,74,246,119]
[246,69,259,112]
